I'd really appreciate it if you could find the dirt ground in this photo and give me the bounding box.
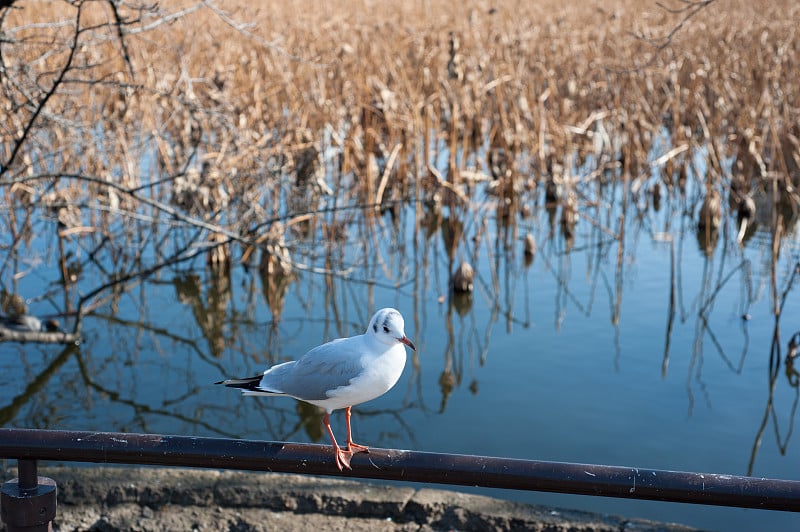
[1,466,700,531]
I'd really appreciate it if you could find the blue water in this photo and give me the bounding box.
[2,185,800,531]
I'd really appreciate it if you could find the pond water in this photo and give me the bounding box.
[2,167,800,531]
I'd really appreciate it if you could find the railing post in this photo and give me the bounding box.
[1,459,57,532]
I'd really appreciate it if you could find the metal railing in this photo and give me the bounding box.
[1,427,799,530]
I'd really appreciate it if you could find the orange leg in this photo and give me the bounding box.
[323,412,353,470]
[345,406,369,454]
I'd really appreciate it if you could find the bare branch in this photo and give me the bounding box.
[200,0,321,64]
[106,0,136,78]
[3,171,249,243]
[0,2,83,177]
[646,0,715,48]
[0,326,79,344]
[623,0,717,69]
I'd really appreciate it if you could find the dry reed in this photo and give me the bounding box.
[0,0,798,273]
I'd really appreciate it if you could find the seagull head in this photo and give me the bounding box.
[367,308,416,351]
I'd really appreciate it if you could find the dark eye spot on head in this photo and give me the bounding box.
[383,325,390,333]
[373,323,378,333]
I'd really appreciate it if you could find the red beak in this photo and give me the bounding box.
[399,336,416,351]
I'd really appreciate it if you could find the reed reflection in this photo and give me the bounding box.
[0,344,79,427]
[0,169,798,475]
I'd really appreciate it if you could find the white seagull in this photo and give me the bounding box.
[217,308,416,470]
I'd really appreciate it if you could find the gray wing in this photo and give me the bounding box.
[259,337,365,401]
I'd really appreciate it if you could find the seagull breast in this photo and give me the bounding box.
[325,341,407,409]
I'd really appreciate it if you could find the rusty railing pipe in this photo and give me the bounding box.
[0,428,798,512]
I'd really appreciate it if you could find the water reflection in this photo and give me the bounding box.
[0,344,78,426]
[749,317,800,476]
[174,272,230,358]
[1,138,799,532]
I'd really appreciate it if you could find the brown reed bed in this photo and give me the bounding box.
[0,0,798,271]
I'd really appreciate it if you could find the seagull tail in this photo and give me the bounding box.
[215,375,263,390]
[215,375,285,396]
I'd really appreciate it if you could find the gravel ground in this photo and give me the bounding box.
[1,466,699,531]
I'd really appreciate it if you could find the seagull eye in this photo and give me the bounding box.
[383,325,390,333]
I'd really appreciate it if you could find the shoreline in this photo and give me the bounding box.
[3,466,698,531]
